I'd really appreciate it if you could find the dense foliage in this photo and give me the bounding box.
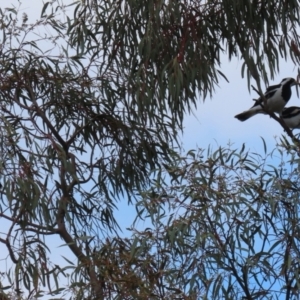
[132,141,300,299]
[0,0,300,299]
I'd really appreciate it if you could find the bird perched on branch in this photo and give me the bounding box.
[280,106,300,129]
[235,78,297,122]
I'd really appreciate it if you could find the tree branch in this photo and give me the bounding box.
[56,195,104,299]
[25,84,69,153]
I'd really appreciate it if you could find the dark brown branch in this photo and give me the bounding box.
[0,212,57,233]
[66,121,92,149]
[206,212,254,299]
[25,84,69,153]
[57,129,104,300]
[0,236,18,264]
[56,194,104,299]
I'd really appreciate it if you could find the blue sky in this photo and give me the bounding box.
[120,56,299,231]
[1,0,299,298]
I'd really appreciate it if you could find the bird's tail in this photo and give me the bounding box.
[234,110,259,122]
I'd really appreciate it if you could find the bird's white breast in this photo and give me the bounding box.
[265,89,285,112]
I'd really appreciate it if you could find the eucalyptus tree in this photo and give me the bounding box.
[0,0,300,299]
[132,140,300,300]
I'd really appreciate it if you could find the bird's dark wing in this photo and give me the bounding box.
[281,106,300,117]
[264,88,277,99]
[265,83,280,93]
[251,84,280,108]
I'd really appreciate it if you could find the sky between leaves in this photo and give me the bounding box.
[0,0,299,298]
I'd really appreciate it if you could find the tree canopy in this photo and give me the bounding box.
[0,0,300,299]
[131,140,300,299]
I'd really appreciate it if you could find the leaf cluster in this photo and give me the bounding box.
[131,144,300,299]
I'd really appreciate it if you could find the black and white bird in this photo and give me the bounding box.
[235,78,297,122]
[280,106,300,129]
